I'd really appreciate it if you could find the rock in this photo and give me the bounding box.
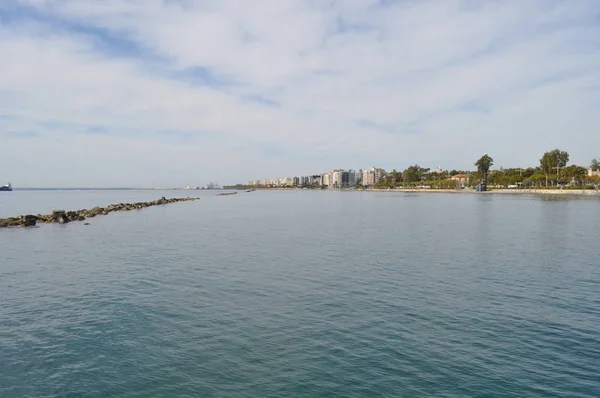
[86,207,103,217]
[20,215,37,227]
[66,211,79,221]
[1,197,200,228]
[51,210,70,224]
[0,218,14,227]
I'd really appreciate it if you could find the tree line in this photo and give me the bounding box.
[375,150,599,189]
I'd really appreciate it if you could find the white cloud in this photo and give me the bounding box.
[1,0,599,186]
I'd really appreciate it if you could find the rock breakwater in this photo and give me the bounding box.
[0,197,199,228]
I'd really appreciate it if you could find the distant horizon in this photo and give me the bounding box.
[6,157,598,189]
[4,187,241,192]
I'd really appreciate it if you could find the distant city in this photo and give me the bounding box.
[245,156,600,189]
[181,182,223,190]
[247,166,444,188]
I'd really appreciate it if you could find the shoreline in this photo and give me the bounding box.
[365,188,600,196]
[245,187,600,196]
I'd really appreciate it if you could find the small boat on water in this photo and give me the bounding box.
[0,182,12,192]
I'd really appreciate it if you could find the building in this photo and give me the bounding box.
[362,167,385,186]
[588,169,600,177]
[330,170,342,187]
[450,174,469,186]
[355,169,363,186]
[348,169,357,186]
[362,170,375,186]
[343,171,350,186]
[322,173,330,187]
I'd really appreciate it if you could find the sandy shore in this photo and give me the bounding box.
[366,188,600,196]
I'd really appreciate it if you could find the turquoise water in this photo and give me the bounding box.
[1,190,599,397]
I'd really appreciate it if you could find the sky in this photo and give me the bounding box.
[1,0,599,187]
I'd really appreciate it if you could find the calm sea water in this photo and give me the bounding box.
[1,190,599,397]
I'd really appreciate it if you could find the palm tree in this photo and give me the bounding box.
[475,154,494,185]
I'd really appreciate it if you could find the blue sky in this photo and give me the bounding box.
[1,0,599,187]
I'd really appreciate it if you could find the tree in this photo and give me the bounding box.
[591,159,599,172]
[540,149,569,186]
[402,165,428,183]
[562,165,587,186]
[522,168,537,178]
[474,154,494,185]
[388,169,402,187]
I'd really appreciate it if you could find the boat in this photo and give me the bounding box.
[0,182,12,191]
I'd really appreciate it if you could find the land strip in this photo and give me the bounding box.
[366,188,600,195]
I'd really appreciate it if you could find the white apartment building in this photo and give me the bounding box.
[331,170,343,187]
[362,167,384,186]
[362,169,375,186]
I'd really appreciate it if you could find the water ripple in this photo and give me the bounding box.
[1,191,599,397]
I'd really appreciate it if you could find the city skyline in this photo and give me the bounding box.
[1,1,599,187]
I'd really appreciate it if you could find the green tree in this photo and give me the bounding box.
[475,154,494,185]
[522,168,537,178]
[591,159,599,171]
[562,165,587,186]
[540,149,569,186]
[388,169,402,187]
[402,165,428,183]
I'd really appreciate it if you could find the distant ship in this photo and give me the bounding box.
[0,182,12,191]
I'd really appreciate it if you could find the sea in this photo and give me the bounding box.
[1,189,599,397]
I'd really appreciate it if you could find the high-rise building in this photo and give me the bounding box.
[355,169,363,185]
[331,170,342,187]
[362,169,375,186]
[342,171,350,186]
[348,169,356,186]
[362,167,385,186]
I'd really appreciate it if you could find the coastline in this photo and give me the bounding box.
[365,188,600,195]
[247,187,600,196]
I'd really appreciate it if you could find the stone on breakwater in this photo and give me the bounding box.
[0,197,200,228]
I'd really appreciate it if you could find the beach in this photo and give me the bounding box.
[365,188,600,195]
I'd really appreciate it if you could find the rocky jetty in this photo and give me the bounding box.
[0,197,199,228]
[217,192,238,196]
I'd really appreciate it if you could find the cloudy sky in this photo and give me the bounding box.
[1,0,599,187]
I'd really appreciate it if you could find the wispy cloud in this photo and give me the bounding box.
[241,94,281,107]
[1,0,599,186]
